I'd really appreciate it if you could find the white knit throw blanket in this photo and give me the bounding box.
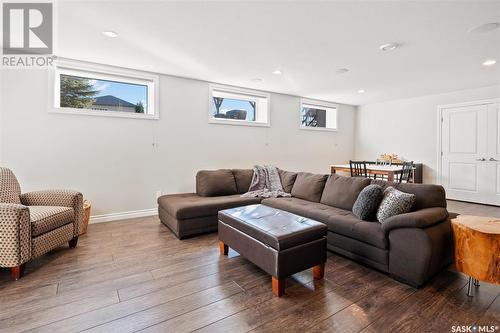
[241,165,291,198]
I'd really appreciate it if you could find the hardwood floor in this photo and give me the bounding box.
[1,209,499,333]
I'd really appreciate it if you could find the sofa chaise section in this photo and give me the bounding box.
[157,169,261,239]
[158,193,261,239]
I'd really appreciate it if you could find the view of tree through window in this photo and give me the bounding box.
[211,97,256,121]
[60,74,148,113]
[301,103,337,130]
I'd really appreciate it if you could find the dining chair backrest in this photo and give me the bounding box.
[399,161,414,183]
[350,160,368,178]
[376,159,391,166]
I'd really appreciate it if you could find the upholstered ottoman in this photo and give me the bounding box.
[218,204,327,296]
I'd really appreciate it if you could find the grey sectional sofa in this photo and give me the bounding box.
[157,168,453,287]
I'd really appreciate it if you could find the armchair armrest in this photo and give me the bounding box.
[20,190,83,237]
[381,207,449,233]
[0,203,31,267]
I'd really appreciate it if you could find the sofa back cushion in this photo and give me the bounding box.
[232,169,254,194]
[291,172,328,202]
[370,180,446,210]
[196,169,237,197]
[278,169,298,193]
[321,174,372,210]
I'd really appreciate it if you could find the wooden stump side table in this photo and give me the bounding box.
[451,215,500,296]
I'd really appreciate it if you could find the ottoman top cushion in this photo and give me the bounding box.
[218,204,327,251]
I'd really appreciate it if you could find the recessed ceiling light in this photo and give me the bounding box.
[483,59,497,66]
[358,89,365,94]
[251,78,263,82]
[379,43,399,51]
[272,69,282,75]
[469,22,499,34]
[335,68,349,74]
[102,31,118,38]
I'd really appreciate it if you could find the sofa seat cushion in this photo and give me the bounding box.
[262,197,351,223]
[325,214,388,249]
[157,193,261,220]
[29,206,74,237]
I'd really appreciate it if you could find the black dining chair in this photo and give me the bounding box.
[349,160,368,178]
[372,159,391,180]
[398,161,414,183]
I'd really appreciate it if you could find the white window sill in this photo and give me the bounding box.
[50,108,160,120]
[299,126,338,132]
[209,118,270,127]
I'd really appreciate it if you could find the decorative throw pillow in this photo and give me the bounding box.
[376,187,415,222]
[352,184,384,220]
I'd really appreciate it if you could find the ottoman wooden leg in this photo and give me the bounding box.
[272,277,285,297]
[313,263,325,280]
[219,241,228,255]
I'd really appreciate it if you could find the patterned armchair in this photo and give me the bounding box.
[0,167,83,280]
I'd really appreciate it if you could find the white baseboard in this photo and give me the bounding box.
[90,208,157,224]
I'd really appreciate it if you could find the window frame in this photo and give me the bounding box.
[208,84,271,127]
[299,98,338,132]
[49,59,160,120]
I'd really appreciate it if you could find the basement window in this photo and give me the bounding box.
[51,60,159,119]
[300,99,337,131]
[209,84,270,127]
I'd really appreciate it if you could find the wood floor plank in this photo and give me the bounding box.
[0,291,119,333]
[140,274,321,333]
[27,273,239,333]
[189,273,327,333]
[477,294,500,327]
[362,271,468,333]
[86,282,244,333]
[424,282,500,331]
[307,280,415,333]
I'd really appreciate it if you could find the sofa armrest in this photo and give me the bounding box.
[0,203,31,267]
[20,190,83,237]
[382,207,449,233]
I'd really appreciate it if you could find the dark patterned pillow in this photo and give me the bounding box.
[352,184,384,220]
[376,187,415,222]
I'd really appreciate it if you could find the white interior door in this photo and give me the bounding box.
[441,104,490,204]
[485,103,500,205]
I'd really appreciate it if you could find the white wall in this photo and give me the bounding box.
[355,85,500,184]
[0,68,356,216]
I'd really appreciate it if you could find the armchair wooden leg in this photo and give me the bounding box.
[11,264,25,281]
[69,236,79,249]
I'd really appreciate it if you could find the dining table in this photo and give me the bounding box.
[330,164,407,182]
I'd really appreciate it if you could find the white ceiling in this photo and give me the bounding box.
[56,1,500,105]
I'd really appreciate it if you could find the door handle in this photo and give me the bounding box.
[476,158,486,161]
[490,158,499,161]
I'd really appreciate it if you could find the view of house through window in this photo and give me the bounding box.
[300,101,337,130]
[60,74,148,113]
[209,85,270,126]
[212,97,256,121]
